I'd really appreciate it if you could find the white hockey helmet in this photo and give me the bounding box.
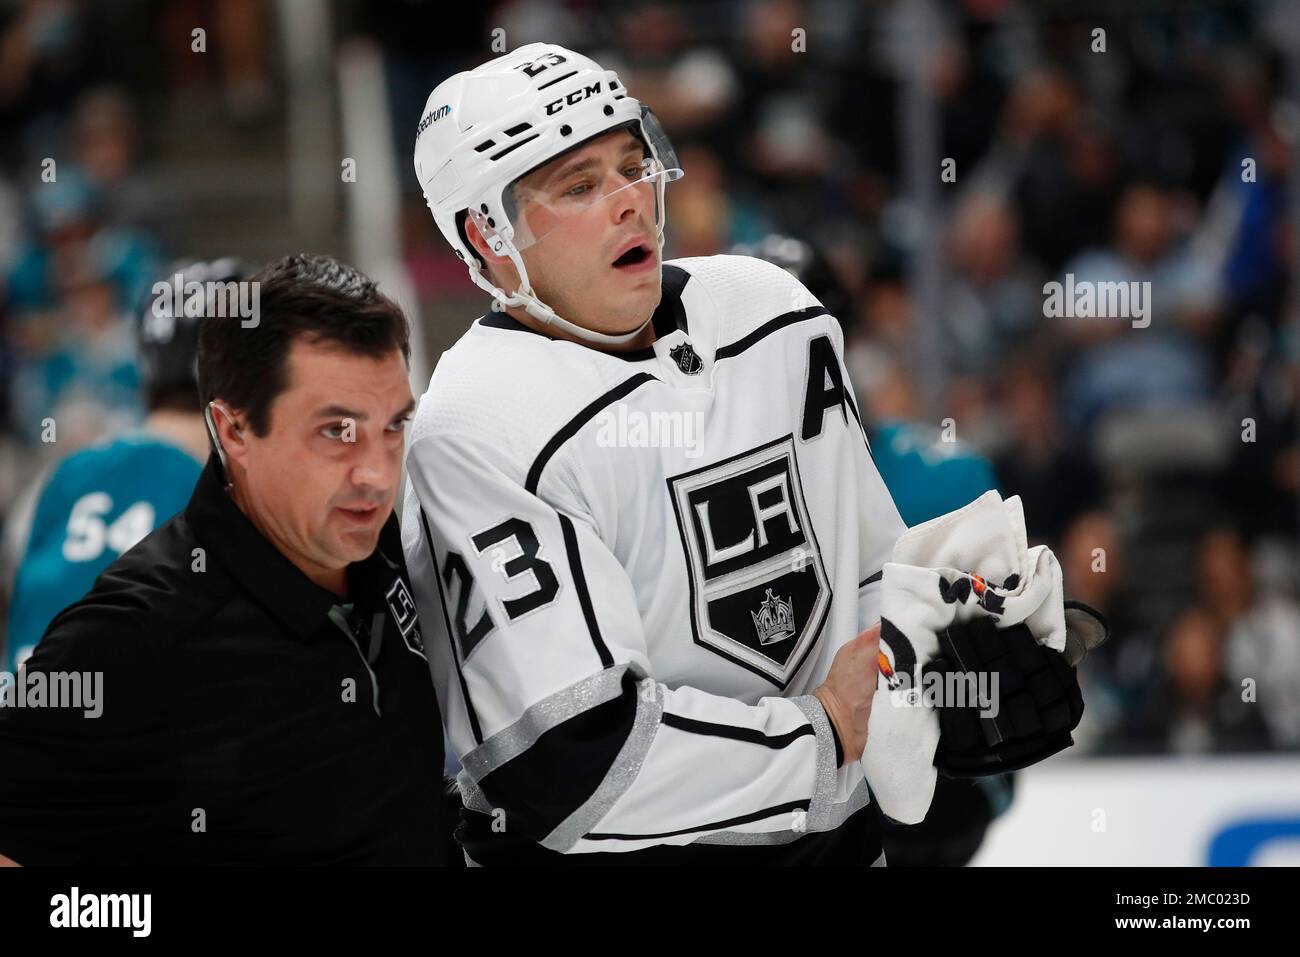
[413,42,682,345]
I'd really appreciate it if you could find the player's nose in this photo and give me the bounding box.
[608,177,653,226]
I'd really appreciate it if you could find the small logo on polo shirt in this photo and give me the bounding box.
[386,578,424,657]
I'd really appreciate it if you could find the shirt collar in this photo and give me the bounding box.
[184,452,404,642]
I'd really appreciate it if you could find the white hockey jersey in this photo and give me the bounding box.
[400,254,909,864]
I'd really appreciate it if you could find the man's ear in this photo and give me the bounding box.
[465,221,499,269]
[208,400,250,467]
[464,217,519,289]
[464,216,493,264]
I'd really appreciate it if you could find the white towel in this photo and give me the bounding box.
[862,490,1067,824]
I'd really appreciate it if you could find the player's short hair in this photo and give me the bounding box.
[196,253,410,437]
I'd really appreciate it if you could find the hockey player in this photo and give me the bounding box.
[3,258,248,673]
[403,43,1087,865]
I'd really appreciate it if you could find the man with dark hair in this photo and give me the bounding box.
[194,253,419,596]
[0,253,450,866]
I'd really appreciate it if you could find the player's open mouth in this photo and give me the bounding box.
[610,239,655,273]
[335,503,381,525]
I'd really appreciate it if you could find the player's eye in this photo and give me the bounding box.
[386,415,411,434]
[564,180,593,198]
[319,422,347,440]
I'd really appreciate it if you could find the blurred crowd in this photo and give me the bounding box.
[2,0,1297,755]
[0,0,273,455]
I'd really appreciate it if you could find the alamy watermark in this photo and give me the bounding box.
[50,887,150,937]
[594,403,704,459]
[1043,273,1151,328]
[150,273,260,329]
[0,667,103,718]
[885,664,1001,719]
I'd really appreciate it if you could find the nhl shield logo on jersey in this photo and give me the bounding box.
[385,577,425,657]
[668,435,831,687]
[669,342,703,375]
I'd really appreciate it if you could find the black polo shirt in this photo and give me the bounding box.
[0,454,448,865]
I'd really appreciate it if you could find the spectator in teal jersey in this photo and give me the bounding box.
[3,258,250,672]
[869,419,1000,529]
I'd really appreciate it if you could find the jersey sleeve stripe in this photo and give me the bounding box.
[788,694,841,830]
[475,671,643,842]
[539,676,665,851]
[713,305,830,361]
[691,779,876,847]
[843,384,873,449]
[583,798,811,842]
[524,372,659,495]
[557,513,614,669]
[418,506,485,745]
[460,665,632,780]
[660,712,815,749]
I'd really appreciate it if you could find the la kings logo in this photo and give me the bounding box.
[668,435,830,686]
[386,577,425,658]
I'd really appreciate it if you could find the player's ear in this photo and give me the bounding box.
[464,217,504,266]
[464,216,520,288]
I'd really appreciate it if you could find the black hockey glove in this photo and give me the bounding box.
[926,602,1107,777]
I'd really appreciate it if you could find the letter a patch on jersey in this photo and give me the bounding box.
[668,435,831,687]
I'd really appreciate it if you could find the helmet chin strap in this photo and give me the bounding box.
[470,232,663,348]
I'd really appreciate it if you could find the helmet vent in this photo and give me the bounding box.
[504,122,532,136]
[489,133,540,161]
[473,139,497,153]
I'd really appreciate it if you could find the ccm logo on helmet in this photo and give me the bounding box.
[545,82,602,116]
[416,104,452,138]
